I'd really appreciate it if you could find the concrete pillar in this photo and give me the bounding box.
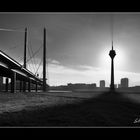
[5,78,9,92]
[11,72,16,93]
[19,81,23,92]
[0,76,3,92]
[35,82,38,92]
[23,81,26,92]
[28,78,31,92]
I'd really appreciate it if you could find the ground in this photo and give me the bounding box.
[0,90,140,127]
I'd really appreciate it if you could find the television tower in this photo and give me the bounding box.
[109,41,116,91]
[109,14,116,91]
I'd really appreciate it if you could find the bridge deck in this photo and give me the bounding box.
[0,49,43,93]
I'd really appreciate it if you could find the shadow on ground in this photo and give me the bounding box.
[0,91,140,127]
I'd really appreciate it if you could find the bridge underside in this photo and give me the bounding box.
[0,65,41,83]
[0,50,44,93]
[0,65,43,93]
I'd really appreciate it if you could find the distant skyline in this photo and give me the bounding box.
[1,13,140,86]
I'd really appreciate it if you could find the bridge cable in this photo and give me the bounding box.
[29,43,38,71]
[4,43,24,65]
[29,42,43,75]
[28,62,34,74]
[0,28,26,64]
[27,45,35,73]
[35,58,43,76]
[27,44,36,74]
[26,44,42,63]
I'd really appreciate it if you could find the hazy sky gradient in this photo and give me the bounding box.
[1,13,140,86]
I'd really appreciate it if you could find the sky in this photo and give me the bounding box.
[1,13,140,87]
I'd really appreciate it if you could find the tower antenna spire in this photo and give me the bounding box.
[111,13,114,49]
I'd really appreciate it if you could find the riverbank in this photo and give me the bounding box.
[0,91,140,126]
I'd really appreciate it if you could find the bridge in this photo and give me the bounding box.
[0,28,48,93]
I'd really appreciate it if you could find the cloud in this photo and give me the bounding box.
[48,59,60,65]
[47,62,140,87]
[46,61,109,86]
[73,65,101,71]
[25,58,140,87]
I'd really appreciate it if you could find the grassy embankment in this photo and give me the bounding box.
[0,91,140,126]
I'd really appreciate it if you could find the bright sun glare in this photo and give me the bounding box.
[99,45,126,71]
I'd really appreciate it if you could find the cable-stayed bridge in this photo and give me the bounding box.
[0,28,49,93]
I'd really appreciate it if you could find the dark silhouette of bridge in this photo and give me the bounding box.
[0,28,49,93]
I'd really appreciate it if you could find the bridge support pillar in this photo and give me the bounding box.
[11,72,16,93]
[5,78,9,92]
[19,81,23,92]
[28,78,31,92]
[23,81,26,92]
[0,76,3,92]
[35,82,38,92]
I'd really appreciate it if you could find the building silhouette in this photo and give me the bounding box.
[118,84,121,88]
[121,78,129,88]
[100,80,105,88]
[67,83,96,90]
